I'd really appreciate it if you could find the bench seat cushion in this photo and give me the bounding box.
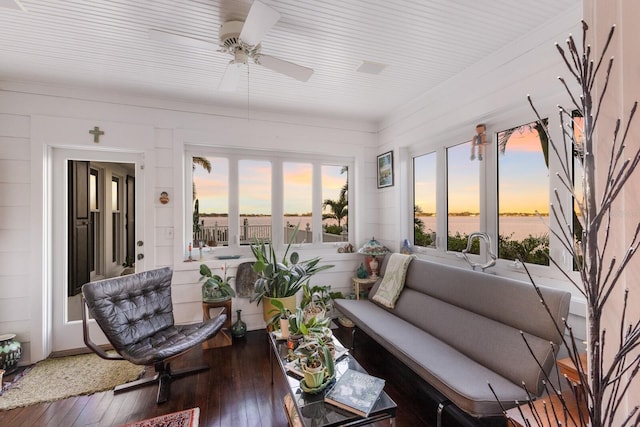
[335,298,531,417]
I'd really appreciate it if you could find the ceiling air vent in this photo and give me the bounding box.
[357,60,388,75]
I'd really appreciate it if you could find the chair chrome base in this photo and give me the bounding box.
[113,361,210,404]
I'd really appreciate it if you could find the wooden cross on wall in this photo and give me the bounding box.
[89,126,104,143]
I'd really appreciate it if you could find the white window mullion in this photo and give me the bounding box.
[227,157,239,248]
[436,146,447,252]
[312,162,322,247]
[272,159,284,250]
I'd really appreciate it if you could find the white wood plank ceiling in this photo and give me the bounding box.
[0,0,580,122]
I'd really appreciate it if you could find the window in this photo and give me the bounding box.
[111,176,120,263]
[447,141,480,253]
[89,168,100,274]
[239,159,271,244]
[322,165,348,243]
[193,157,229,246]
[413,152,436,248]
[497,119,550,266]
[188,149,351,253]
[284,162,312,243]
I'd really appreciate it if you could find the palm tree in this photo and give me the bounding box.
[192,156,212,200]
[339,165,348,201]
[192,156,211,243]
[193,156,212,173]
[322,193,348,228]
[322,166,349,231]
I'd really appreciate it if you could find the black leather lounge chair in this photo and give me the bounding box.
[81,266,226,403]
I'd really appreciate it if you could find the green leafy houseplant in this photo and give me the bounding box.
[300,283,343,322]
[294,339,336,389]
[250,225,334,303]
[287,306,330,337]
[266,298,293,330]
[199,263,236,302]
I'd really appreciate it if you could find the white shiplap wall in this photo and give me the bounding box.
[0,88,377,364]
[0,113,32,364]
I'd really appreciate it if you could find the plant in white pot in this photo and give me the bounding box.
[250,224,333,323]
[294,339,335,390]
[300,283,343,322]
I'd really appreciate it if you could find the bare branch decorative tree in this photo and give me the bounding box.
[498,21,640,427]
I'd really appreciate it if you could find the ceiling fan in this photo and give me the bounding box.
[149,0,314,91]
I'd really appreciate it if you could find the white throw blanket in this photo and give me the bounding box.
[371,253,415,308]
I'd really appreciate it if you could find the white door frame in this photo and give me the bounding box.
[51,148,146,352]
[30,115,156,360]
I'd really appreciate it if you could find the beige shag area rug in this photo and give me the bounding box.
[0,353,145,410]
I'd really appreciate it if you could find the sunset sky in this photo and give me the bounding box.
[193,158,346,215]
[196,126,548,217]
[414,123,549,214]
[497,127,549,214]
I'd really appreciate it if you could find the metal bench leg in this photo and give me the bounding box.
[437,400,452,427]
[351,326,356,350]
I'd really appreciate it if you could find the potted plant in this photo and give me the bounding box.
[199,263,236,302]
[294,339,335,389]
[289,306,330,335]
[300,283,344,322]
[250,224,333,322]
[268,298,293,338]
[283,306,331,350]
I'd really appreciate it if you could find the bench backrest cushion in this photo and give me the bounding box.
[371,257,571,393]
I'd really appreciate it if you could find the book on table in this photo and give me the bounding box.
[324,369,385,417]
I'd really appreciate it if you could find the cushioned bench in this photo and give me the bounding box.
[334,255,571,424]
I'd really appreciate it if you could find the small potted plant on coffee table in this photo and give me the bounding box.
[295,339,335,391]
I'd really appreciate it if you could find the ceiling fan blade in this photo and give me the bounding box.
[239,0,281,46]
[256,54,314,82]
[218,61,244,91]
[148,29,217,51]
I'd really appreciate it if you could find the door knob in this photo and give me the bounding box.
[137,253,144,260]
[137,240,144,246]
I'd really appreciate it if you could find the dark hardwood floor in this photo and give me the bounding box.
[0,325,484,427]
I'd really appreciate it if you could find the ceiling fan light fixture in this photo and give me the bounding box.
[233,49,249,65]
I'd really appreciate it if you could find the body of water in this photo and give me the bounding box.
[200,215,548,241]
[418,215,548,241]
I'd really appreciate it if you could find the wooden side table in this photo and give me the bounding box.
[352,277,378,300]
[506,391,582,427]
[557,353,587,384]
[506,354,587,426]
[202,299,232,349]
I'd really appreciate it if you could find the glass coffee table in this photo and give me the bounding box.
[269,331,397,427]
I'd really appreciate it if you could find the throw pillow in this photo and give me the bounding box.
[371,253,415,309]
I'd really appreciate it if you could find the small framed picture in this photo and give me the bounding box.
[377,151,394,188]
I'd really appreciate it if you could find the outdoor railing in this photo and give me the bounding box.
[193,222,347,246]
